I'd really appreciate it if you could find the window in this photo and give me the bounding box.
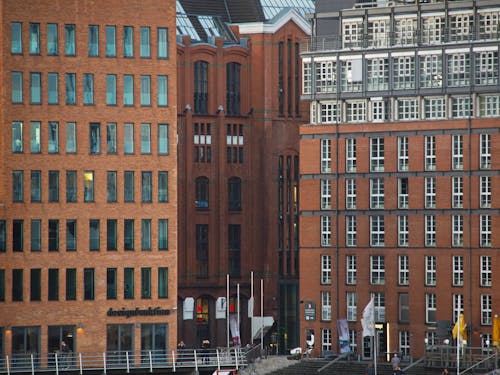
[123,26,134,57]
[106,26,116,57]
[195,176,209,209]
[194,61,208,114]
[48,170,59,202]
[345,179,356,210]
[452,215,463,247]
[479,95,500,117]
[66,170,77,202]
[140,123,151,153]
[393,56,415,89]
[124,123,134,154]
[140,75,151,106]
[481,294,492,325]
[228,224,241,278]
[480,12,500,39]
[315,61,335,93]
[343,21,362,48]
[422,16,444,44]
[424,136,436,171]
[89,122,100,154]
[89,219,100,251]
[426,294,437,323]
[321,139,332,173]
[399,293,409,323]
[370,138,384,172]
[450,14,472,41]
[106,74,117,105]
[66,220,77,251]
[476,51,498,85]
[12,171,24,202]
[228,177,241,211]
[370,215,384,247]
[194,122,212,162]
[48,73,59,104]
[104,122,117,154]
[124,171,134,202]
[141,268,151,299]
[452,177,463,208]
[448,54,470,87]
[157,27,168,58]
[318,101,340,123]
[322,329,332,354]
[398,178,408,209]
[158,124,169,155]
[451,96,472,118]
[398,98,419,120]
[66,122,76,153]
[347,292,357,321]
[424,97,446,119]
[88,25,99,56]
[398,215,409,247]
[321,179,331,210]
[480,134,491,169]
[452,135,463,170]
[107,268,117,299]
[420,54,442,88]
[124,268,134,299]
[29,23,40,55]
[370,255,385,285]
[346,101,366,122]
[84,171,94,202]
[321,291,332,321]
[321,216,331,246]
[31,219,41,251]
[124,219,134,251]
[141,171,152,202]
[65,73,76,104]
[48,269,59,301]
[31,170,41,202]
[346,255,357,285]
[65,24,76,56]
[397,136,409,171]
[196,224,209,278]
[66,268,76,300]
[107,219,117,251]
[374,292,385,321]
[480,215,491,248]
[30,269,41,301]
[12,269,23,301]
[158,267,168,298]
[371,99,388,122]
[453,294,464,322]
[157,75,168,106]
[158,219,168,250]
[346,215,356,247]
[84,268,95,300]
[425,255,436,286]
[47,122,59,153]
[480,256,492,287]
[30,72,41,104]
[141,219,151,250]
[370,178,384,209]
[11,22,22,54]
[158,171,168,202]
[321,255,331,285]
[367,58,388,91]
[398,255,409,286]
[226,123,244,164]
[140,27,151,58]
[341,59,363,92]
[226,63,240,116]
[425,177,436,209]
[12,121,23,153]
[425,215,436,247]
[452,255,464,286]
[0,221,5,252]
[13,220,23,252]
[349,330,358,354]
[12,72,23,103]
[83,73,94,105]
[123,75,134,105]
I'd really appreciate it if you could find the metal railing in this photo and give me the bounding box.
[0,348,246,374]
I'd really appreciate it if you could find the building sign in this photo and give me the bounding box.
[304,301,316,321]
[107,307,172,318]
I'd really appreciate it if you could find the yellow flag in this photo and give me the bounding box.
[452,313,467,341]
[493,314,500,348]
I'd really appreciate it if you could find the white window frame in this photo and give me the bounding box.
[425,215,436,247]
[343,22,362,48]
[481,294,492,325]
[370,255,385,285]
[422,16,444,44]
[451,96,472,119]
[370,215,385,247]
[346,254,357,285]
[346,100,366,123]
[398,215,409,247]
[303,62,312,94]
[452,255,464,286]
[398,178,408,209]
[394,56,415,89]
[321,179,331,210]
[480,133,491,169]
[400,331,410,357]
[480,215,491,248]
[370,178,384,209]
[347,292,357,322]
[480,176,491,208]
[370,137,384,172]
[321,215,331,247]
[398,255,409,286]
[452,214,464,247]
[480,255,492,287]
[398,136,409,171]
[321,254,332,285]
[315,61,335,94]
[398,98,419,120]
[479,95,500,117]
[346,179,356,210]
[452,134,463,170]
[425,255,436,286]
[346,215,357,247]
[452,176,463,208]
[346,138,356,173]
[320,101,340,123]
[373,292,385,322]
[425,135,436,171]
[426,293,437,323]
[395,17,416,45]
[322,328,332,353]
[371,100,386,122]
[425,177,436,209]
[349,329,358,353]
[453,294,464,323]
[321,290,332,321]
[480,12,500,38]
[424,97,446,119]
[321,139,331,173]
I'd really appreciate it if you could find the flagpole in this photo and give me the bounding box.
[227,274,230,348]
[237,283,240,346]
[457,295,461,375]
[373,299,377,375]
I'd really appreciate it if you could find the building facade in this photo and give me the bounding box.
[0,0,178,364]
[299,0,500,360]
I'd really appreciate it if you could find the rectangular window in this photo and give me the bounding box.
[106,25,116,57]
[84,171,94,202]
[452,255,464,286]
[140,75,151,106]
[480,134,491,169]
[370,137,384,172]
[158,268,168,298]
[140,27,151,58]
[48,170,59,202]
[30,269,41,301]
[141,219,151,250]
[398,136,408,171]
[400,293,409,323]
[425,177,436,209]
[398,98,419,120]
[346,100,366,122]
[48,268,59,301]
[0,221,5,252]
[88,25,99,56]
[106,74,117,105]
[66,220,77,251]
[107,268,117,299]
[321,291,332,321]
[48,219,59,251]
[398,215,409,247]
[123,26,134,57]
[47,121,59,153]
[84,268,95,300]
[345,138,356,172]
[140,123,151,154]
[346,215,356,247]
[48,73,59,104]
[322,329,332,353]
[448,53,470,87]
[451,96,472,118]
[157,28,168,58]
[452,135,463,170]
[398,255,409,286]
[424,97,446,119]
[479,95,500,117]
[47,23,58,55]
[321,139,331,173]
[370,255,385,285]
[346,255,357,285]
[124,75,134,106]
[13,170,24,202]
[319,102,339,123]
[370,215,384,247]
[66,170,77,202]
[321,254,331,285]
[11,22,22,53]
[420,54,442,88]
[345,179,356,209]
[141,267,151,299]
[65,24,76,56]
[196,224,209,278]
[66,268,77,300]
[374,293,386,322]
[12,121,23,153]
[425,215,436,247]
[30,121,41,153]
[425,135,436,170]
[12,72,23,103]
[124,123,134,154]
[158,75,168,106]
[452,214,463,247]
[393,56,415,89]
[31,170,41,202]
[425,255,436,286]
[158,124,169,155]
[89,219,100,251]
[321,179,331,210]
[124,268,134,299]
[107,219,117,251]
[141,172,152,202]
[30,72,41,104]
[66,122,76,153]
[347,292,357,321]
[13,220,23,252]
[124,171,134,202]
[29,23,40,55]
[124,219,134,251]
[107,171,117,202]
[398,178,409,209]
[31,219,41,252]
[0,270,3,300]
[426,293,437,323]
[12,269,23,301]
[481,294,492,325]
[453,294,464,322]
[105,122,117,154]
[480,215,491,248]
[452,176,463,208]
[480,256,492,287]
[158,219,168,250]
[321,216,331,246]
[370,178,384,209]
[65,73,76,104]
[83,73,94,105]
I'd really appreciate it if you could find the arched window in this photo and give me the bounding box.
[228,177,241,211]
[194,61,208,114]
[226,62,240,116]
[195,176,209,209]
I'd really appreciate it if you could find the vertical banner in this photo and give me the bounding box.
[337,319,350,353]
[230,314,240,346]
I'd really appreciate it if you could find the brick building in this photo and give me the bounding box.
[0,0,178,363]
[299,0,500,360]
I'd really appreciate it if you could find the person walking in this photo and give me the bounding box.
[365,362,375,375]
[60,340,70,369]
[391,353,401,370]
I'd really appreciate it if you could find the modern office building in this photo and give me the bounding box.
[299,0,500,360]
[0,0,178,364]
[176,0,312,351]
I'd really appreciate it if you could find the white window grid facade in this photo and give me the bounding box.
[346,178,356,210]
[321,254,332,285]
[398,178,408,209]
[346,254,357,285]
[480,214,491,248]
[303,62,312,94]
[479,95,500,117]
[453,255,464,287]
[426,293,437,323]
[420,54,442,88]
[346,138,357,173]
[450,14,473,41]
[373,292,385,322]
[482,333,493,355]
[321,290,332,321]
[398,136,409,171]
[399,293,409,323]
[425,177,436,209]
[480,133,491,169]
[422,16,444,44]
[425,215,436,247]
[451,96,472,119]
[370,178,384,209]
[476,51,498,85]
[452,176,463,208]
[322,329,332,353]
[349,329,358,354]
[395,17,417,45]
[321,215,331,247]
[367,58,389,90]
[321,179,331,210]
[342,21,362,48]
[346,215,357,247]
[452,214,464,247]
[398,255,409,286]
[347,292,357,321]
[453,294,464,322]
[393,56,415,89]
[341,60,363,92]
[371,99,388,122]
[425,255,437,286]
[398,215,409,247]
[370,137,384,172]
[368,20,389,47]
[370,215,385,247]
[425,135,436,171]
[398,98,419,120]
[480,176,491,208]
[480,255,492,287]
[479,12,500,38]
[448,53,470,87]
[315,61,336,93]
[481,294,492,325]
[320,102,340,124]
[370,255,385,285]
[424,97,446,119]
[425,331,437,347]
[452,134,463,170]
[346,100,366,123]
[321,139,331,173]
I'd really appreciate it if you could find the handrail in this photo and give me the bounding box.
[401,356,425,372]
[460,351,497,374]
[317,352,350,373]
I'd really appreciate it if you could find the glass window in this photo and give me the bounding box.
[158,219,168,250]
[12,72,23,103]
[106,26,116,57]
[48,121,59,153]
[84,171,94,202]
[65,24,76,56]
[66,170,77,202]
[30,121,41,153]
[194,61,208,114]
[66,220,77,251]
[66,269,77,300]
[124,268,134,299]
[123,26,134,57]
[48,219,59,251]
[31,170,41,202]
[158,124,169,155]
[124,75,134,105]
[13,220,23,252]
[140,27,150,58]
[83,73,94,105]
[29,23,40,55]
[107,219,117,251]
[124,123,134,154]
[30,72,41,104]
[66,122,76,153]
[345,138,355,172]
[141,268,151,298]
[158,268,168,298]
[321,291,332,321]
[124,171,134,202]
[48,170,59,202]
[31,219,41,251]
[106,123,117,153]
[90,122,100,154]
[84,268,95,300]
[141,171,152,202]
[107,268,117,299]
[321,254,332,285]
[398,255,409,286]
[140,123,151,153]
[157,28,168,58]
[158,171,168,202]
[107,171,117,202]
[141,219,151,250]
[89,219,100,251]
[228,177,241,211]
[12,121,23,152]
[30,269,41,301]
[11,270,22,300]
[0,221,5,252]
[88,25,99,56]
[106,74,117,105]
[370,215,384,247]
[65,73,76,104]
[11,22,22,54]
[140,75,151,106]
[12,171,24,202]
[370,137,384,172]
[226,63,241,115]
[195,177,209,209]
[47,23,58,55]
[321,215,331,246]
[124,219,134,251]
[158,75,168,106]
[48,72,59,104]
[48,269,59,301]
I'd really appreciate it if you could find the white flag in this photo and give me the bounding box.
[361,297,375,337]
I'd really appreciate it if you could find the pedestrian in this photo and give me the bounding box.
[391,353,401,370]
[393,365,402,375]
[61,340,70,369]
[365,362,375,375]
[441,369,449,375]
[201,339,210,363]
[177,340,186,365]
